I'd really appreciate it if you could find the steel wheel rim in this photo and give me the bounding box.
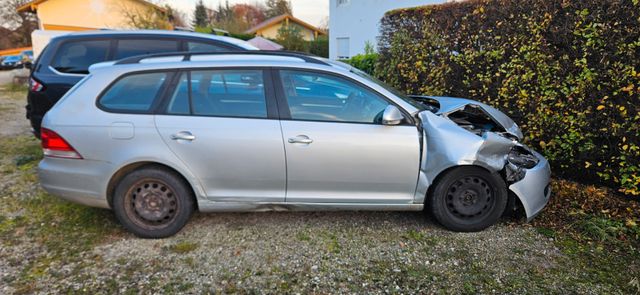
[445,176,495,220]
[124,178,179,230]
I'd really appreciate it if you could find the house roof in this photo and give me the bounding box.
[17,0,166,13]
[244,14,326,35]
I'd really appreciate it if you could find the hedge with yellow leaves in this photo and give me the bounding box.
[377,0,640,196]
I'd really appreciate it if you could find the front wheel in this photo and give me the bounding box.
[428,166,507,232]
[112,166,194,238]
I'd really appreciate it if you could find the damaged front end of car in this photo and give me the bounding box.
[411,96,551,221]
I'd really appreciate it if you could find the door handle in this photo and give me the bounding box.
[171,131,196,141]
[288,135,313,144]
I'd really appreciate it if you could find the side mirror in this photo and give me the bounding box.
[24,62,32,70]
[382,105,404,125]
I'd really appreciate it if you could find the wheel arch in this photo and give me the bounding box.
[106,161,200,210]
[425,164,496,204]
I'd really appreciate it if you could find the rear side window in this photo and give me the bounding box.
[166,69,267,118]
[99,72,168,113]
[51,40,110,74]
[114,39,179,60]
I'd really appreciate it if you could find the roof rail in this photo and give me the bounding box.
[114,50,328,66]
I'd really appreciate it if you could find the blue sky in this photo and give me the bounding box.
[164,0,330,27]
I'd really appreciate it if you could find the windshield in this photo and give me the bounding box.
[349,67,428,111]
[5,56,20,61]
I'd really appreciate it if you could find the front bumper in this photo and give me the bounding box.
[508,150,552,221]
[38,157,113,209]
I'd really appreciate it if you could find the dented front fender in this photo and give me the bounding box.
[415,98,551,221]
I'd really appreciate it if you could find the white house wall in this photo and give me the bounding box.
[329,0,444,60]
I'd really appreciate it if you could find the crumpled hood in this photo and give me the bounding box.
[421,96,523,140]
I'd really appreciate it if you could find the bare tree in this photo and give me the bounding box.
[265,0,292,18]
[209,2,267,34]
[120,2,172,30]
[164,4,187,28]
[0,0,38,49]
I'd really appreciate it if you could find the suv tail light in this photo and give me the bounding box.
[41,128,82,159]
[30,77,44,92]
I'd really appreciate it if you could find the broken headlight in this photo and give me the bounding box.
[507,146,539,169]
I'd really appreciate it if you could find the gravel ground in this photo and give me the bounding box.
[0,87,637,294]
[0,85,30,137]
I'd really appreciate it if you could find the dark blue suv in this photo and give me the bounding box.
[26,30,257,137]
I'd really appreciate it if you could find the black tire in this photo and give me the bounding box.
[428,166,507,232]
[112,166,194,238]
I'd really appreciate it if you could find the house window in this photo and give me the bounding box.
[336,37,350,59]
[337,0,350,6]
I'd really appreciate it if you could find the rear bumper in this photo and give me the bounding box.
[508,151,552,221]
[38,157,113,209]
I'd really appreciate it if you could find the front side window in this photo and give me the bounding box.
[51,40,110,74]
[114,39,179,60]
[279,70,390,124]
[99,72,168,112]
[166,69,267,118]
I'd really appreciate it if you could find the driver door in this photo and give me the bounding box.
[276,69,421,204]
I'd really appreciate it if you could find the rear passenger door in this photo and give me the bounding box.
[154,68,286,202]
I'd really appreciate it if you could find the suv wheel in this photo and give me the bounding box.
[428,166,507,232]
[113,166,194,238]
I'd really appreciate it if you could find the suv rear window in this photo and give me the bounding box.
[99,72,168,112]
[115,39,179,60]
[51,40,110,74]
[187,41,229,52]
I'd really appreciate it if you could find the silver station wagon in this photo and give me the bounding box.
[38,52,551,238]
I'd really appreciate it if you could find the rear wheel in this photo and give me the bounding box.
[428,166,507,232]
[112,166,194,238]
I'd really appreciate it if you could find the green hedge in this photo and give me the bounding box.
[377,0,640,196]
[341,53,379,76]
[307,37,329,58]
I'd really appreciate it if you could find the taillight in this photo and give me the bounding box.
[41,128,82,159]
[30,77,44,92]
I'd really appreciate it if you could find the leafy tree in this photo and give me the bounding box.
[265,0,292,18]
[192,0,209,28]
[276,24,305,52]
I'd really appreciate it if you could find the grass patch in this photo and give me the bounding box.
[5,83,28,93]
[0,135,120,292]
[553,234,640,293]
[535,227,556,238]
[574,215,639,244]
[296,231,311,242]
[169,241,199,254]
[0,135,41,162]
[323,233,340,254]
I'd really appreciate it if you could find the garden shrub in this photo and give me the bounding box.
[377,0,640,197]
[342,52,379,76]
[307,37,329,58]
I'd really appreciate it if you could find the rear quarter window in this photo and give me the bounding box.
[99,72,168,113]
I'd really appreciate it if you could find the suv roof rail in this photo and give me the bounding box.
[114,50,328,66]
